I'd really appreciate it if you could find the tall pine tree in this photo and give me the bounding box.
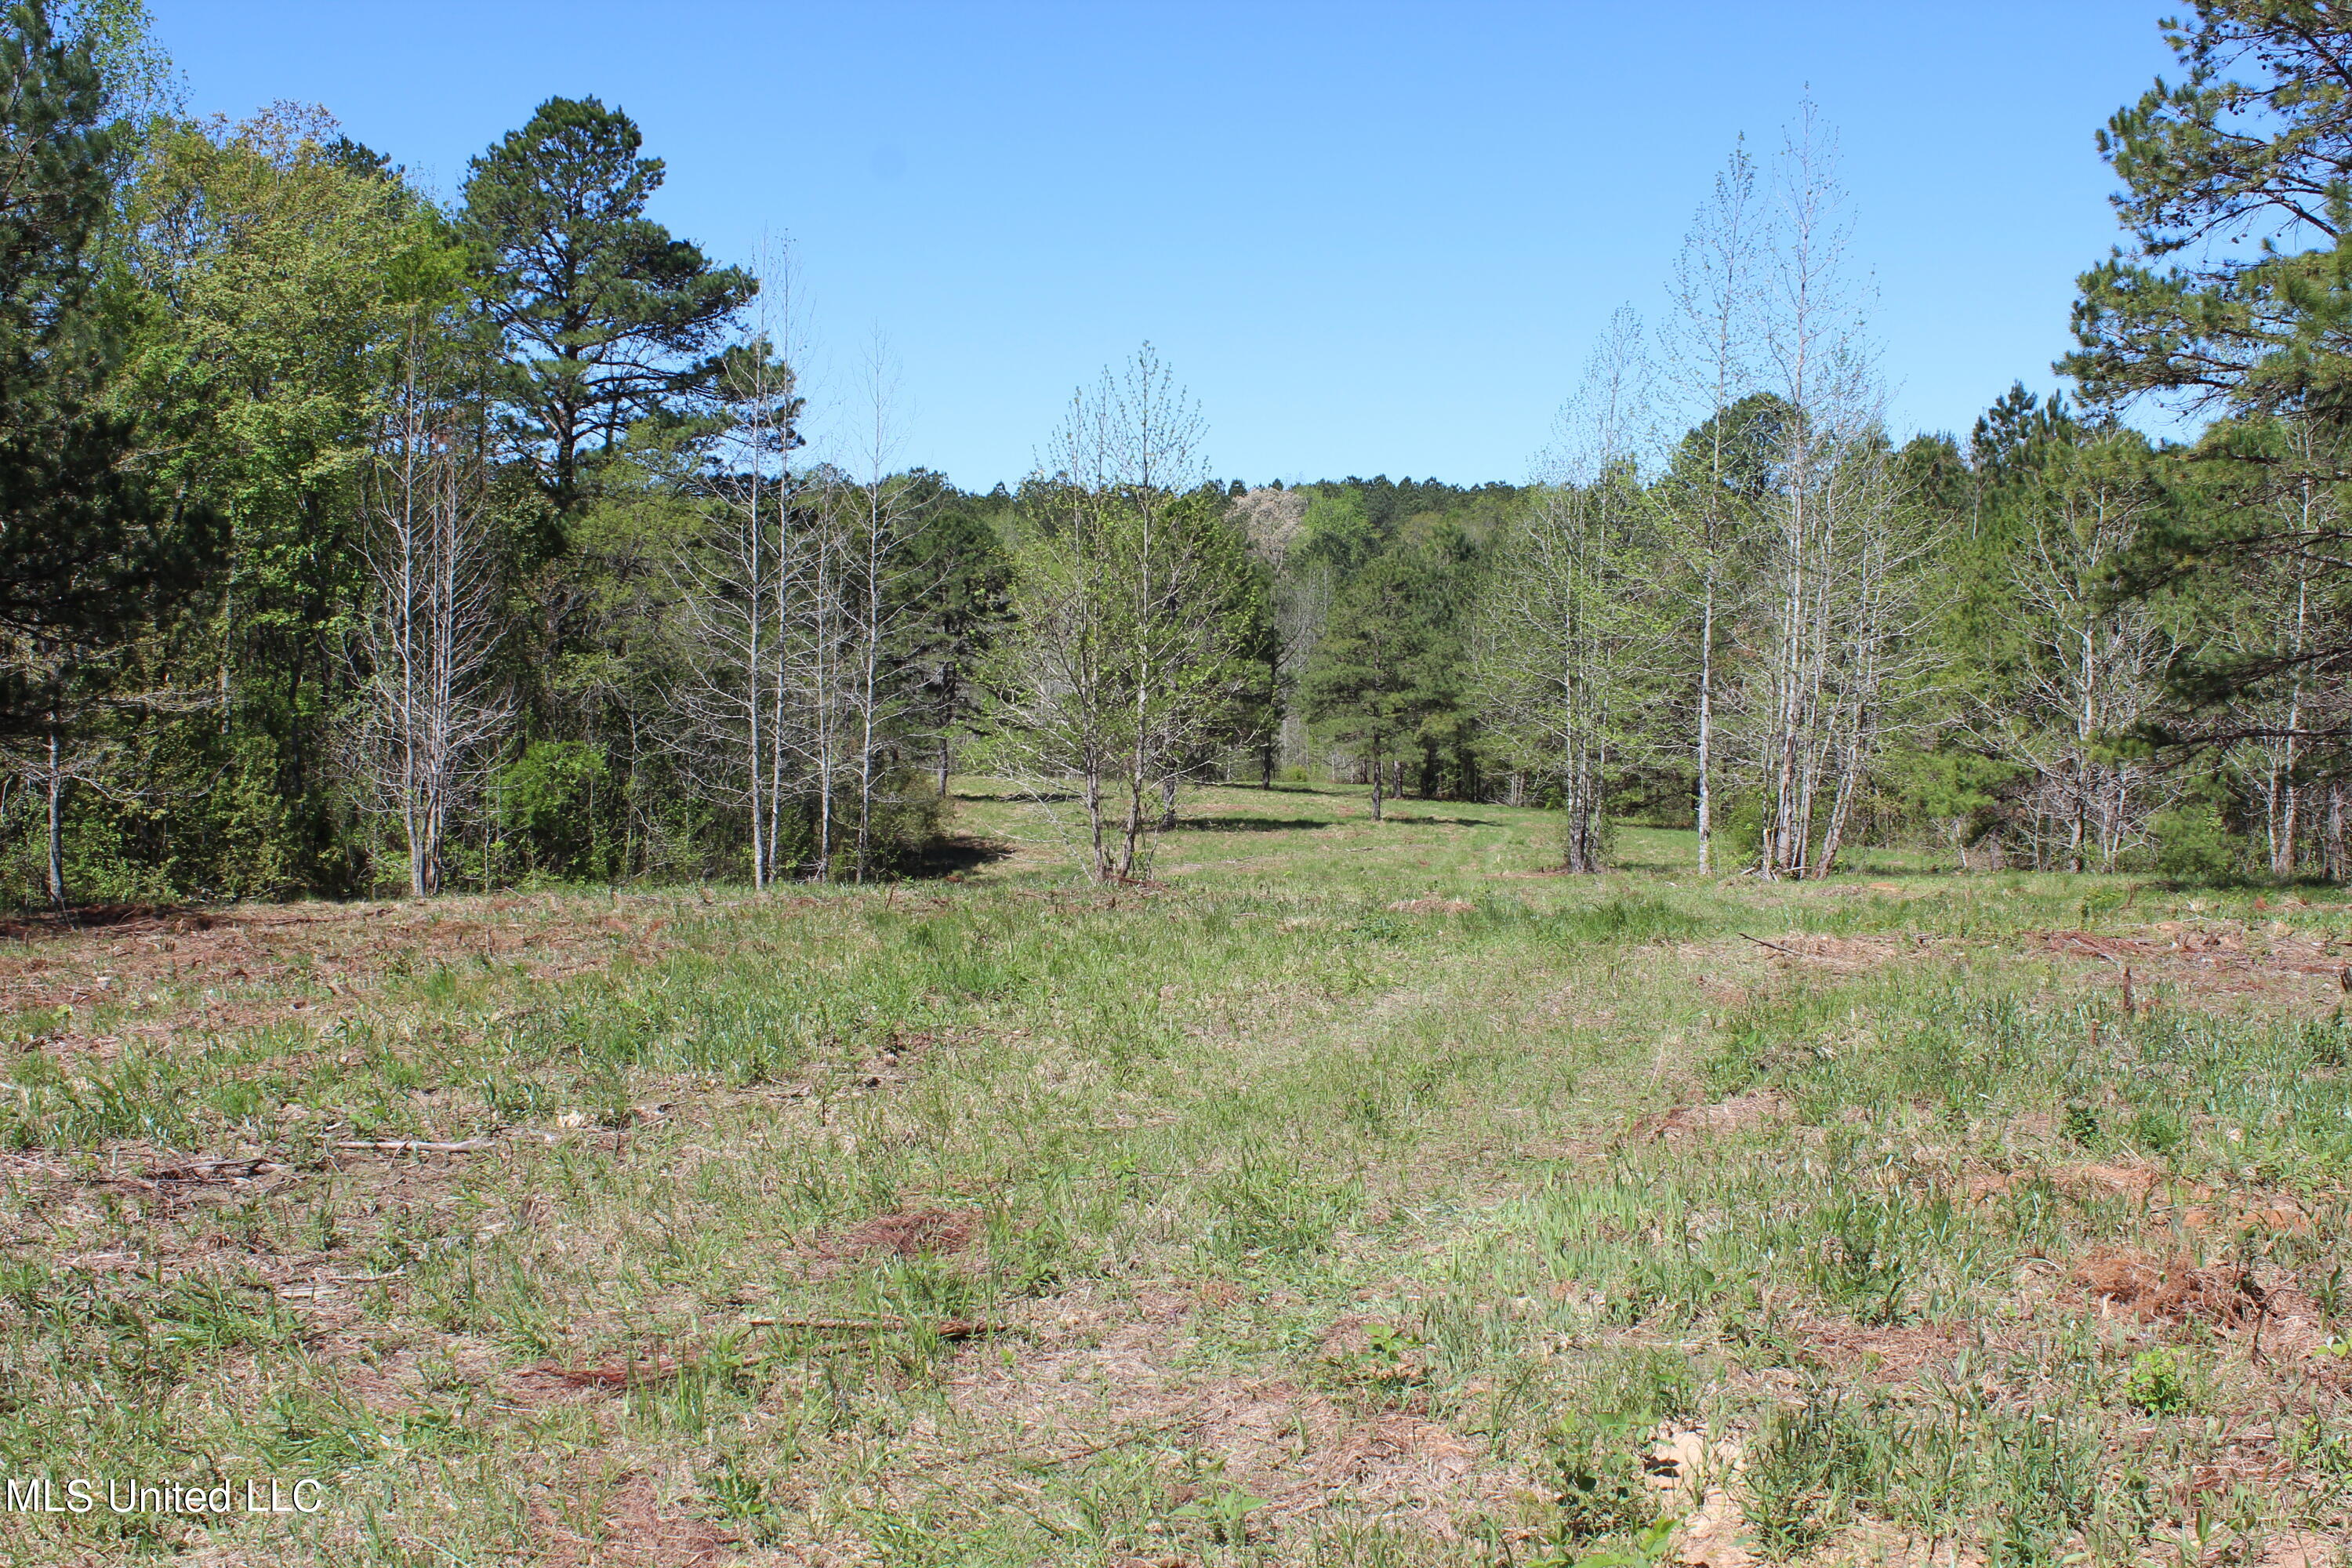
[459,96,756,518]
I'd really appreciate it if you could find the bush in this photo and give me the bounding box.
[2150,803,2237,881]
[492,740,610,883]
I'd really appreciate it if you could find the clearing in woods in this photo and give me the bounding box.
[3,782,2350,1566]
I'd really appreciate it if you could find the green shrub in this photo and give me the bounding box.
[492,739,610,882]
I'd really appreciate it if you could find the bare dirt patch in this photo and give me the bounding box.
[2037,925,2352,1007]
[0,894,688,1040]
[1796,1319,1987,1380]
[1740,932,1934,972]
[828,1205,985,1258]
[934,1283,1541,1537]
[529,1470,739,1568]
[2074,1246,2268,1326]
[2056,1161,2165,1203]
[1636,1090,1795,1145]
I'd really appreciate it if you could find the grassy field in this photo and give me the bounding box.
[4,781,2351,1566]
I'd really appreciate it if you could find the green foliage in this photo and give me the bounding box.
[2124,1348,2190,1414]
[1167,1486,1268,1544]
[459,94,757,513]
[1536,1352,1691,1557]
[989,379,1272,881]
[1302,546,1460,815]
[19,0,2352,910]
[1544,1407,1657,1546]
[2064,6,2352,421]
[2151,801,2238,880]
[0,0,176,709]
[492,739,608,883]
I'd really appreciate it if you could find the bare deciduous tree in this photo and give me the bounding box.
[676,245,807,887]
[992,346,1257,880]
[1230,485,1308,786]
[841,337,926,882]
[1994,439,2172,873]
[1476,310,1650,873]
[1661,141,1764,874]
[1740,100,1926,879]
[351,345,506,898]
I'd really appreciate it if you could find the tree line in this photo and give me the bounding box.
[995,8,2352,888]
[2,2,1031,904]
[9,0,2352,902]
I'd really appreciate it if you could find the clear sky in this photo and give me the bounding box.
[147,2,2180,492]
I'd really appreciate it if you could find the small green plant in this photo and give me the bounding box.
[2125,1105,2183,1155]
[1322,1316,1428,1392]
[1808,1190,1915,1323]
[2315,1262,2346,1322]
[1169,1486,1267,1544]
[2124,1348,2190,1413]
[2061,1101,2100,1145]
[703,1453,791,1544]
[1542,1409,1659,1548]
[1532,1516,1678,1568]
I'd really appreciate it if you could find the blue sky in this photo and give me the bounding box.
[150,2,2180,491]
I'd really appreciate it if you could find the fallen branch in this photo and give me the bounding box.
[740,1313,1004,1339]
[333,1138,499,1154]
[147,1156,283,1181]
[1740,932,1802,958]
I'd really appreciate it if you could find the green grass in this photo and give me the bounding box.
[0,779,2348,1564]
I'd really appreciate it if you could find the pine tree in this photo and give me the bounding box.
[459,96,756,517]
[0,1,157,665]
[0,2,182,905]
[1303,551,1440,822]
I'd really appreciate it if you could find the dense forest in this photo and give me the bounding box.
[9,0,2352,904]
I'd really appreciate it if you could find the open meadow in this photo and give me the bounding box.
[2,784,2350,1566]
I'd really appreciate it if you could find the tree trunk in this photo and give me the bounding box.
[2279,782,2301,879]
[1695,586,1714,875]
[1084,760,1110,881]
[2067,759,2088,876]
[1116,739,1148,880]
[1812,745,1861,879]
[45,724,64,910]
[854,630,880,884]
[2328,782,2347,884]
